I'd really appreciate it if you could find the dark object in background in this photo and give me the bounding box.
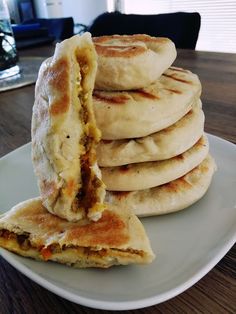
[13,17,74,49]
[0,0,20,79]
[89,12,201,49]
[12,23,55,49]
[0,20,19,72]
[18,0,35,22]
[23,17,74,40]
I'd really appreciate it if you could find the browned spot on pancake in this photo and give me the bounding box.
[95,43,146,58]
[133,90,159,100]
[110,191,131,200]
[174,153,185,161]
[187,159,208,176]
[93,91,129,105]
[102,140,113,144]
[21,205,129,247]
[119,165,131,173]
[129,34,169,44]
[50,94,70,115]
[195,136,205,147]
[186,109,193,117]
[67,210,129,246]
[163,73,192,84]
[160,158,209,194]
[170,67,189,73]
[47,58,70,115]
[164,88,182,94]
[93,34,169,58]
[49,58,70,92]
[163,176,191,193]
[93,34,168,45]
[159,126,171,134]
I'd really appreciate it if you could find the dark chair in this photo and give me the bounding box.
[23,17,74,40]
[88,12,201,49]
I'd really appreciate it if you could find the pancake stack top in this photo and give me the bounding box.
[93,34,216,216]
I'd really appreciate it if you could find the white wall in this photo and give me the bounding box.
[33,0,108,26]
[62,0,108,26]
[33,0,48,18]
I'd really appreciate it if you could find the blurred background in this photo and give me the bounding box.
[3,0,236,52]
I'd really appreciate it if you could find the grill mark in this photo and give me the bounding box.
[102,140,113,144]
[164,176,191,192]
[95,44,146,57]
[133,90,159,100]
[164,88,182,94]
[174,153,185,161]
[119,165,131,173]
[93,34,169,45]
[163,73,192,84]
[196,136,205,147]
[111,191,131,200]
[186,109,194,116]
[170,67,189,73]
[93,92,129,104]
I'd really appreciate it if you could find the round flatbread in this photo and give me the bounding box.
[101,135,209,191]
[105,155,216,217]
[97,101,204,166]
[93,34,177,90]
[93,67,201,140]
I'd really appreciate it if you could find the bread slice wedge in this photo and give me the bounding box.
[0,198,155,268]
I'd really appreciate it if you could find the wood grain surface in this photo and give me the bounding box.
[0,45,235,313]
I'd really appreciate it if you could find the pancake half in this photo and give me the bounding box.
[105,155,216,217]
[93,67,201,140]
[97,100,204,166]
[101,135,209,191]
[31,33,106,222]
[93,34,177,90]
[0,198,155,268]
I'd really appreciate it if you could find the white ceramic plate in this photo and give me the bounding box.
[0,134,236,311]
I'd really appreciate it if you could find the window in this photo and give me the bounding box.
[122,0,236,53]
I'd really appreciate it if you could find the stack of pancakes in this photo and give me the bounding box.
[93,34,216,216]
[0,34,155,268]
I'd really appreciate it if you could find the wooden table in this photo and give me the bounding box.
[0,45,235,313]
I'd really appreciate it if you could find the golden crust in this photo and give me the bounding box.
[48,59,71,116]
[93,34,177,90]
[101,135,209,191]
[0,200,128,248]
[0,198,155,268]
[95,43,147,58]
[93,34,169,43]
[96,103,205,167]
[93,67,201,140]
[64,210,129,247]
[106,155,217,217]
